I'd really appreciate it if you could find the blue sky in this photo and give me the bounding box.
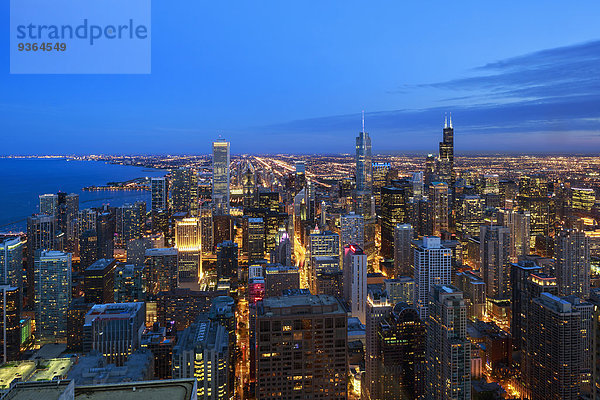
[2,1,600,154]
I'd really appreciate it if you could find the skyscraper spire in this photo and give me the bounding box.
[362,110,365,132]
[444,112,448,129]
[449,112,453,129]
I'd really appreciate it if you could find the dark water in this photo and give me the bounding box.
[0,158,166,232]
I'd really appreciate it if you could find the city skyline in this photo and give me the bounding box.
[2,2,600,154]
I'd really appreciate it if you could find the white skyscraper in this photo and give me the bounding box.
[212,139,231,216]
[413,236,451,319]
[498,209,531,262]
[343,244,367,324]
[394,223,414,277]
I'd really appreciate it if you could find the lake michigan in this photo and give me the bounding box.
[0,158,166,232]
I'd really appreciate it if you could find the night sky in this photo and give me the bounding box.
[2,1,600,154]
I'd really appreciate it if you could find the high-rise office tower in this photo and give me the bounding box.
[254,294,347,400]
[343,244,367,323]
[171,167,199,217]
[116,203,144,246]
[411,171,425,197]
[308,230,340,293]
[480,225,511,300]
[83,302,146,366]
[424,154,437,186]
[498,209,531,262]
[84,259,117,304]
[42,193,79,253]
[377,303,426,400]
[270,229,292,266]
[0,237,23,290]
[200,206,214,254]
[245,217,265,264]
[216,240,238,280]
[380,186,409,260]
[0,285,20,363]
[39,193,58,215]
[26,214,56,262]
[34,250,71,342]
[355,115,372,193]
[372,162,391,210]
[172,319,230,399]
[437,114,455,188]
[426,285,471,400]
[78,208,97,237]
[294,160,306,194]
[151,177,168,212]
[175,217,202,282]
[355,114,372,217]
[394,224,414,277]
[78,229,98,272]
[243,165,256,209]
[364,289,392,400]
[212,139,231,216]
[510,261,558,353]
[145,247,178,294]
[427,182,449,237]
[340,212,364,249]
[517,175,552,238]
[413,236,451,319]
[455,195,484,238]
[96,211,115,259]
[555,229,590,299]
[522,293,583,400]
[113,263,146,303]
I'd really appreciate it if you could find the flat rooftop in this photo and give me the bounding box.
[75,379,197,400]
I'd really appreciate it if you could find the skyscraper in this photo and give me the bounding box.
[145,247,179,294]
[393,224,414,277]
[355,114,372,193]
[355,114,372,217]
[83,302,146,366]
[216,241,238,280]
[308,230,340,293]
[175,217,202,282]
[212,139,231,216]
[0,285,20,363]
[171,167,199,217]
[427,182,449,237]
[343,244,367,323]
[555,229,590,299]
[151,177,168,212]
[437,114,455,188]
[426,285,471,400]
[372,161,391,210]
[172,319,230,399]
[96,211,115,259]
[498,209,531,262]
[479,225,511,300]
[522,293,584,400]
[34,250,71,342]
[0,237,23,289]
[413,236,451,319]
[377,302,426,400]
[380,186,409,260]
[254,294,347,400]
[364,288,392,400]
[39,193,58,216]
[84,259,117,304]
[340,212,364,249]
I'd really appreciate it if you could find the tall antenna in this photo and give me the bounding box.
[449,112,453,129]
[362,110,365,132]
[444,112,448,129]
